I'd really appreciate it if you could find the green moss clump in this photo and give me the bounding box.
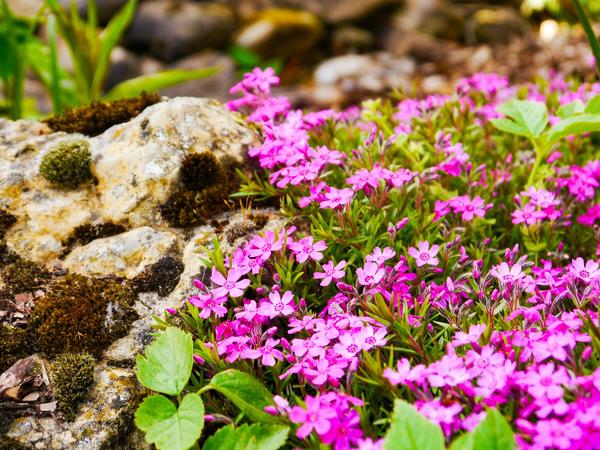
[50,352,96,421]
[43,92,161,137]
[39,139,92,188]
[160,156,243,227]
[130,256,184,297]
[1,259,51,296]
[180,152,224,192]
[61,222,127,257]
[29,274,137,357]
[0,324,30,373]
[0,210,16,238]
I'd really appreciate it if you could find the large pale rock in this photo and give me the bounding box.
[63,227,180,279]
[92,97,257,226]
[279,0,401,24]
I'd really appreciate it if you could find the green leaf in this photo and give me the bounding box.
[493,99,548,138]
[91,0,137,98]
[383,400,445,450]
[202,424,289,450]
[202,370,280,424]
[585,95,600,114]
[472,409,515,450]
[135,393,204,450]
[556,100,584,119]
[103,67,219,100]
[546,114,600,145]
[136,327,193,395]
[448,433,474,450]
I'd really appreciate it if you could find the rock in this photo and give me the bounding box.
[62,227,180,279]
[92,97,257,226]
[235,8,323,59]
[160,52,236,102]
[124,0,235,62]
[59,0,128,24]
[105,47,142,91]
[465,8,531,45]
[6,0,43,17]
[279,0,402,24]
[314,53,415,101]
[331,25,375,55]
[4,363,147,450]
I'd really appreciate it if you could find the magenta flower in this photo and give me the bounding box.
[365,247,396,265]
[188,293,228,318]
[408,241,440,267]
[303,357,346,386]
[289,396,337,439]
[319,187,354,209]
[258,290,296,318]
[356,261,385,286]
[210,267,250,298]
[333,332,363,359]
[521,362,570,400]
[511,204,546,225]
[247,230,282,260]
[491,262,524,284]
[569,257,600,283]
[314,260,346,286]
[288,236,327,263]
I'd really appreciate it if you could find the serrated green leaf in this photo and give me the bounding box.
[471,409,515,450]
[546,114,600,145]
[556,100,584,119]
[202,424,289,450]
[494,99,548,138]
[135,393,204,450]
[103,68,219,100]
[203,370,280,424]
[383,400,445,450]
[136,327,193,395]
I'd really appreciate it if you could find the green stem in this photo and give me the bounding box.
[572,0,600,74]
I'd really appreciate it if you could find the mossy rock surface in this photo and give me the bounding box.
[50,353,96,421]
[29,274,137,357]
[0,324,30,373]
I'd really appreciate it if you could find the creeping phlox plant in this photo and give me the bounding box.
[134,68,600,450]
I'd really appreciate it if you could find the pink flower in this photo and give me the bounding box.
[569,257,600,283]
[288,236,327,263]
[251,338,284,366]
[210,267,250,298]
[303,357,346,386]
[314,260,346,286]
[520,362,569,400]
[333,332,363,359]
[247,231,282,259]
[511,204,546,225]
[491,262,524,284]
[356,261,385,286]
[365,247,396,265]
[289,396,337,439]
[408,241,440,267]
[258,290,296,318]
[188,292,228,318]
[319,187,354,209]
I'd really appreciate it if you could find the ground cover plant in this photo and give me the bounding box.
[134,68,600,450]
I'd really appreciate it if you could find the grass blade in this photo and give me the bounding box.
[103,67,219,100]
[571,0,600,73]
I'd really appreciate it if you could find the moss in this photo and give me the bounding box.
[130,256,184,297]
[160,156,243,227]
[61,222,127,257]
[0,436,32,450]
[248,212,269,229]
[0,240,18,267]
[50,352,96,421]
[39,139,92,188]
[180,152,224,192]
[29,274,137,357]
[0,324,30,373]
[43,92,161,137]
[224,220,257,245]
[0,210,16,238]
[1,259,51,296]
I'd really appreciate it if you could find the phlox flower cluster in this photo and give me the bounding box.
[167,68,600,449]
